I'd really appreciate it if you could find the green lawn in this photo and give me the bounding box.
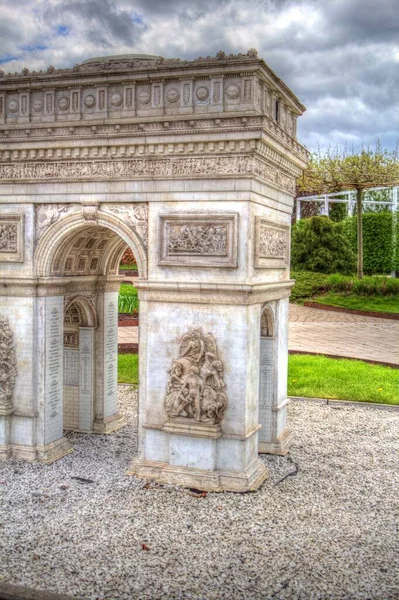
[118,354,139,384]
[288,354,399,405]
[117,353,399,405]
[313,292,399,314]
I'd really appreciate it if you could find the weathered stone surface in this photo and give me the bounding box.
[0,50,307,491]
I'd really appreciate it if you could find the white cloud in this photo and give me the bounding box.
[0,0,397,150]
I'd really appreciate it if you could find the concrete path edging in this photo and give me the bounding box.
[289,396,399,411]
[288,349,399,369]
[0,583,84,600]
[304,301,399,321]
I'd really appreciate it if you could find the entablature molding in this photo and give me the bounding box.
[0,115,309,161]
[135,279,294,305]
[0,275,124,297]
[0,139,304,177]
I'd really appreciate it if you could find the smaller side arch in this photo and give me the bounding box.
[260,303,276,338]
[64,294,97,328]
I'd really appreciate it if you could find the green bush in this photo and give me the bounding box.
[343,211,397,274]
[329,203,348,222]
[290,271,330,302]
[291,216,356,274]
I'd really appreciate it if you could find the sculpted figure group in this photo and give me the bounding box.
[0,316,17,409]
[164,327,228,425]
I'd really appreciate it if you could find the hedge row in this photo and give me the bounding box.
[292,212,399,274]
[343,212,399,274]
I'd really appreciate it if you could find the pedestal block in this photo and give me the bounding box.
[127,295,284,492]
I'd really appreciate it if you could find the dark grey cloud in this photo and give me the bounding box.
[0,0,397,150]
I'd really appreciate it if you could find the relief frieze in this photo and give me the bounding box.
[0,222,17,252]
[35,204,69,240]
[0,155,296,193]
[106,204,149,247]
[159,213,238,267]
[0,315,17,413]
[0,215,24,262]
[254,217,289,269]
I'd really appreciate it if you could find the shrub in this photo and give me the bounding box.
[324,274,399,296]
[290,271,330,302]
[291,216,356,274]
[329,202,348,222]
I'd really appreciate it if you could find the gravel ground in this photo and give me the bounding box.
[1,387,398,600]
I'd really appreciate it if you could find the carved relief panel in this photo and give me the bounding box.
[164,327,228,426]
[0,214,24,262]
[254,217,289,269]
[0,315,17,414]
[158,213,238,267]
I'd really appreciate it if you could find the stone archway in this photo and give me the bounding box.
[0,49,308,491]
[63,295,96,432]
[34,207,148,280]
[30,210,147,461]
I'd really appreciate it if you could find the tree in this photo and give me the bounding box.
[297,144,399,277]
[291,216,356,275]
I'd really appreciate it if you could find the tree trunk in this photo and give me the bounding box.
[356,187,363,278]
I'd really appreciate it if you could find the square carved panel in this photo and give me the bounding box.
[255,217,289,269]
[158,213,238,267]
[0,214,24,262]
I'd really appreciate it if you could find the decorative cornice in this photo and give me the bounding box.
[0,116,309,160]
[135,280,294,305]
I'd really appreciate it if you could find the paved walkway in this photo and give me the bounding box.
[118,304,399,366]
[289,304,399,366]
[118,327,138,344]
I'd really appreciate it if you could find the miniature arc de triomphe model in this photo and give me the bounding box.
[0,50,308,492]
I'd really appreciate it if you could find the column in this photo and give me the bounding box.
[35,295,72,463]
[258,299,292,455]
[79,327,94,431]
[93,288,125,434]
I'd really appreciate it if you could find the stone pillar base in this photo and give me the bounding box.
[93,412,126,434]
[127,457,268,493]
[0,444,11,460]
[258,427,292,456]
[36,437,73,464]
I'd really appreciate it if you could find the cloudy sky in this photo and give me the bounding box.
[0,0,398,151]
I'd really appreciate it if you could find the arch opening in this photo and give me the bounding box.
[34,216,141,439]
[258,303,277,453]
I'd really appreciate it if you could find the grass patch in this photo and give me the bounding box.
[118,353,399,405]
[118,283,139,314]
[313,292,399,314]
[291,271,399,314]
[119,263,138,271]
[118,353,138,384]
[288,354,399,404]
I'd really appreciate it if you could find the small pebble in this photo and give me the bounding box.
[0,387,398,599]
